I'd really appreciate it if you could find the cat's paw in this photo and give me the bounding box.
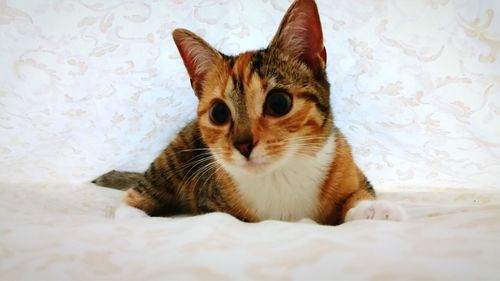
[297,218,317,224]
[345,200,407,222]
[114,204,149,220]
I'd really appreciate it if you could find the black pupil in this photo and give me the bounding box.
[210,102,229,125]
[267,92,291,116]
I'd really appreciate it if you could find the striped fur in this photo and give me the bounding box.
[93,0,376,225]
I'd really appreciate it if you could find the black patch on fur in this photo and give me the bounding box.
[223,54,236,70]
[363,177,376,196]
[250,51,265,74]
[302,92,330,114]
[232,74,244,96]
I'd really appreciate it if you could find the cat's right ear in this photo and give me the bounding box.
[172,29,222,97]
[268,0,326,76]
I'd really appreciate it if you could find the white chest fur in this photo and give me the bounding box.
[230,136,336,221]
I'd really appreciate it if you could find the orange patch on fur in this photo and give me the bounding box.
[199,125,226,145]
[273,102,313,133]
[123,189,158,214]
[233,51,255,82]
[154,149,170,167]
[340,189,375,221]
[260,78,268,90]
[313,133,375,225]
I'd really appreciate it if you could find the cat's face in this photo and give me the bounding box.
[196,50,332,175]
[173,0,332,175]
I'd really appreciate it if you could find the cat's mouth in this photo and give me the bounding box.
[216,145,295,176]
[227,144,297,175]
[240,158,270,171]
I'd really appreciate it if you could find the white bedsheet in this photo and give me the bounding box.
[1,183,500,281]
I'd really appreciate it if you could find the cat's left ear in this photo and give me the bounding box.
[269,0,326,75]
[172,29,223,97]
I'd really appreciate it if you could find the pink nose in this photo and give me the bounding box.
[234,140,254,159]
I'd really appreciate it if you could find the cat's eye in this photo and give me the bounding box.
[209,101,231,125]
[264,91,292,117]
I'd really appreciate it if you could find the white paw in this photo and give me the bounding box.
[345,200,407,222]
[114,204,149,220]
[297,218,317,224]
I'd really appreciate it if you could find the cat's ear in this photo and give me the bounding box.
[269,0,326,74]
[172,29,222,97]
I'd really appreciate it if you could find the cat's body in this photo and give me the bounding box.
[94,0,406,224]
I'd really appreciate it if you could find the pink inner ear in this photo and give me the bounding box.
[176,41,201,85]
[320,47,327,64]
[174,35,206,88]
[272,0,327,73]
[172,29,220,95]
[299,19,326,69]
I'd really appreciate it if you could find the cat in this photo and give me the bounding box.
[93,0,406,224]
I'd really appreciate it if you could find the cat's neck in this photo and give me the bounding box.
[226,135,336,221]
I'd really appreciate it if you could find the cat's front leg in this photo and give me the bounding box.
[344,200,407,222]
[342,190,407,222]
[113,188,158,219]
[114,175,180,220]
[114,202,150,220]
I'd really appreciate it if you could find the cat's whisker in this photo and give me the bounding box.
[186,160,221,190]
[180,164,213,192]
[165,147,224,156]
[176,148,216,153]
[183,150,225,185]
[161,147,226,177]
[178,156,217,185]
[289,136,332,142]
[201,163,225,191]
[167,153,214,174]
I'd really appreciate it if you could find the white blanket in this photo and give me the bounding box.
[1,183,499,280]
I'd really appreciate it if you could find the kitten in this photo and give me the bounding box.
[93,0,406,224]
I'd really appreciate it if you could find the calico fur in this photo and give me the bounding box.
[93,0,403,225]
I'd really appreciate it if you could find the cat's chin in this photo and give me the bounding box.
[225,157,289,177]
[219,159,271,177]
[241,160,271,173]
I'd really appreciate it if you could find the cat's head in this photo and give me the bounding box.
[173,0,333,176]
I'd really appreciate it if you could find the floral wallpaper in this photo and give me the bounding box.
[0,0,499,188]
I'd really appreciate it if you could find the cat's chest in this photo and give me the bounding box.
[232,137,335,221]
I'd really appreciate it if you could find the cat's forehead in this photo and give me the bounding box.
[227,51,266,92]
[223,49,313,95]
[203,50,269,106]
[202,48,317,104]
[217,51,266,118]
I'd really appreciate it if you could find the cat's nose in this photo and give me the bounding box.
[234,139,254,159]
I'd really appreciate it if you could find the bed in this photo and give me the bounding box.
[1,183,499,280]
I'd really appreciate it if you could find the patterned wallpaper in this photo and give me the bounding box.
[0,0,499,188]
